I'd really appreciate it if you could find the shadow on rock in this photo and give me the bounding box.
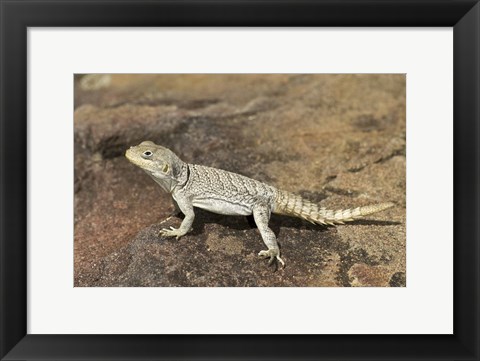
[87,207,400,287]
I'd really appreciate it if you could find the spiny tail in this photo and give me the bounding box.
[273,190,394,225]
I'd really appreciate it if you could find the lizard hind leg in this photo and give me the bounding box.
[252,204,285,268]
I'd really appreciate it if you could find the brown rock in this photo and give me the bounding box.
[348,263,392,287]
[74,74,406,287]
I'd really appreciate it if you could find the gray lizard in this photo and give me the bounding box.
[126,141,393,267]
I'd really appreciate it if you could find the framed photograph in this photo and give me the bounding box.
[1,1,479,360]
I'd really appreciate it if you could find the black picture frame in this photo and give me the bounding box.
[1,1,479,360]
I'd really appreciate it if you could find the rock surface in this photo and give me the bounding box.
[74,74,406,287]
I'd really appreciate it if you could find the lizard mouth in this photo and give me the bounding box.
[125,148,146,167]
[125,148,158,176]
[125,148,135,162]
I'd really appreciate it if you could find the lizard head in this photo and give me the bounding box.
[125,141,184,181]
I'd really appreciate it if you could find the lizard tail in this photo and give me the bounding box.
[272,190,394,225]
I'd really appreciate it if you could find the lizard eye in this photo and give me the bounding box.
[142,151,152,159]
[162,164,169,173]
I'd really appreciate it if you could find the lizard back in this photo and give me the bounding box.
[180,164,277,216]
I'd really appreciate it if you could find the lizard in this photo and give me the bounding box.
[125,141,394,267]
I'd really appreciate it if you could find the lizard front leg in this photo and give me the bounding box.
[168,198,183,218]
[159,195,194,240]
[253,204,285,268]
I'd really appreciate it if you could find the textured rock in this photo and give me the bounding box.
[74,74,406,287]
[348,263,392,287]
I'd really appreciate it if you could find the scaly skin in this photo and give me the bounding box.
[125,141,394,268]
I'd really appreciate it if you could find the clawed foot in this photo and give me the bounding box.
[159,226,185,240]
[258,249,285,268]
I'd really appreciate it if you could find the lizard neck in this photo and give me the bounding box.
[172,163,190,191]
[148,162,189,194]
